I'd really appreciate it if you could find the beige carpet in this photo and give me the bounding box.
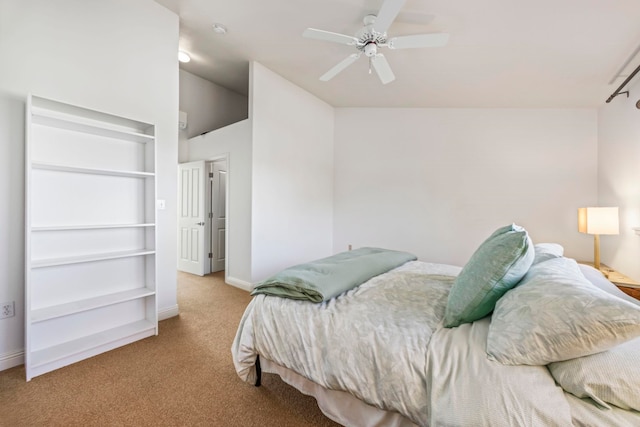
[0,271,340,426]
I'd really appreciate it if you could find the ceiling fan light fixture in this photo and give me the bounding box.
[178,50,191,63]
[364,43,378,57]
[212,23,227,35]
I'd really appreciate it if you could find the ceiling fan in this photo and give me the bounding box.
[303,0,449,84]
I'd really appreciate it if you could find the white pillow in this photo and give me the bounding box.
[532,243,564,265]
[548,337,640,411]
[486,257,640,365]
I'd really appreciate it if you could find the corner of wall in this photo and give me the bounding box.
[597,76,640,279]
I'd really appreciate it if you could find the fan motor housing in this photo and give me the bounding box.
[356,29,387,56]
[356,14,388,51]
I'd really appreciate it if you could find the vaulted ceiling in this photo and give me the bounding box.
[155,0,640,108]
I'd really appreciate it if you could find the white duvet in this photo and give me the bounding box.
[232,261,640,426]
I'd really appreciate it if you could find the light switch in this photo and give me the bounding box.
[156,199,166,210]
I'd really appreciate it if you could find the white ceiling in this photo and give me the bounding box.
[155,0,640,108]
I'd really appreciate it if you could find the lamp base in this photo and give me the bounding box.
[593,234,601,271]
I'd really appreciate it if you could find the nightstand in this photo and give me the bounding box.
[580,262,640,300]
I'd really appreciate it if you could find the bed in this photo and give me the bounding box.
[232,226,640,426]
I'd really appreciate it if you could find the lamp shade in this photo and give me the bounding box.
[578,207,619,235]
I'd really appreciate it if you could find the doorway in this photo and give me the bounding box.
[177,156,228,276]
[208,159,226,273]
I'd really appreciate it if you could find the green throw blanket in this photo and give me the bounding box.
[251,247,417,302]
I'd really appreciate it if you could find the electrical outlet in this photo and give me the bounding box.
[1,301,15,319]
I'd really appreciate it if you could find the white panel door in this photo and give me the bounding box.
[210,160,227,272]
[178,161,207,275]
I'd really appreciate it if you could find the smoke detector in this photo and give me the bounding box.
[212,23,227,35]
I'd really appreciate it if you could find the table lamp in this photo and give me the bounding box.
[578,207,619,270]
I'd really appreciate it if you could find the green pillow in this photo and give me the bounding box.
[486,223,516,240]
[443,224,534,328]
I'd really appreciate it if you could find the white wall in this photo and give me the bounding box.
[179,70,248,162]
[598,78,640,279]
[188,120,253,287]
[0,0,178,370]
[333,108,598,267]
[250,63,335,282]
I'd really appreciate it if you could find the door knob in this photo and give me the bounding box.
[197,222,205,226]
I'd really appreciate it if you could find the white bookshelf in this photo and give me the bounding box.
[25,94,158,381]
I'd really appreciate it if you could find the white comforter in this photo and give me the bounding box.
[232,261,637,426]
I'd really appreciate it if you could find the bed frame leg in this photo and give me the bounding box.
[255,354,262,387]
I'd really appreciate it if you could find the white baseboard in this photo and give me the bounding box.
[158,304,180,321]
[226,276,254,292]
[0,350,24,371]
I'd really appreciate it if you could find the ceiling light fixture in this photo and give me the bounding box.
[178,50,191,63]
[212,23,227,35]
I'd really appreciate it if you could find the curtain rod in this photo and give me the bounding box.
[606,62,640,103]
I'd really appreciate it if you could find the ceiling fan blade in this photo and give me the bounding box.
[388,33,449,49]
[320,53,361,81]
[373,0,407,34]
[303,28,359,46]
[371,54,395,84]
